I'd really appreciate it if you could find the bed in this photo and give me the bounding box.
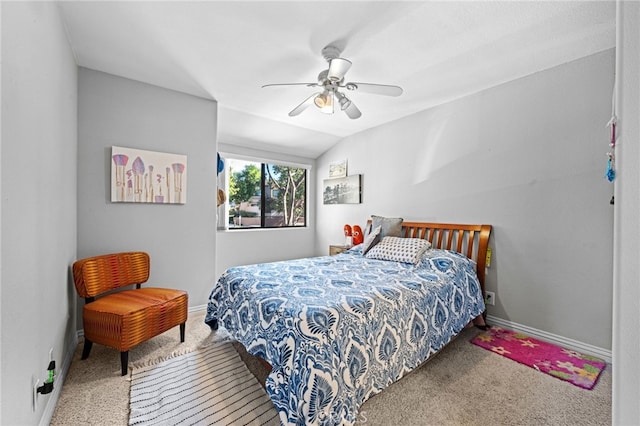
[205,221,491,425]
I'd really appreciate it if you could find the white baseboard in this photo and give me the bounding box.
[39,331,78,426]
[189,304,207,313]
[486,315,612,364]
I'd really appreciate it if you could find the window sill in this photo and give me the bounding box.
[217,226,308,233]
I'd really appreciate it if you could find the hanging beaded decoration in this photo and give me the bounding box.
[605,118,617,183]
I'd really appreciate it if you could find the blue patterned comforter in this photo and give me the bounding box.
[205,247,485,425]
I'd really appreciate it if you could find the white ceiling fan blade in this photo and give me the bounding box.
[288,93,319,117]
[262,83,318,89]
[327,58,352,81]
[345,82,403,97]
[344,101,362,119]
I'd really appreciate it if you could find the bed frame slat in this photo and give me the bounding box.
[465,231,474,259]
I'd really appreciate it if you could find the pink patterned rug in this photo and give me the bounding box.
[471,326,605,390]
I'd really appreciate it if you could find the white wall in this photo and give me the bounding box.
[77,69,217,319]
[215,143,317,277]
[316,49,614,351]
[1,2,78,424]
[612,1,640,423]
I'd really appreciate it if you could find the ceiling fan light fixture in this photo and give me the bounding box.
[314,90,334,114]
[336,92,351,110]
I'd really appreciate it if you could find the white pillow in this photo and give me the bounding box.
[365,236,431,264]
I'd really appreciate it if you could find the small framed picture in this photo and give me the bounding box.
[329,159,347,178]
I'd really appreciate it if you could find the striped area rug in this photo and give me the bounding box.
[129,340,280,425]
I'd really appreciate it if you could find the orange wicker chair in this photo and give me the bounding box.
[72,251,188,375]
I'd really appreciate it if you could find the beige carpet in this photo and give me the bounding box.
[51,311,611,425]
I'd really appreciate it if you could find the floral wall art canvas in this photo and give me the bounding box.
[111,146,187,204]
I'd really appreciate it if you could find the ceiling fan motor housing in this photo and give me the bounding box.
[321,45,342,62]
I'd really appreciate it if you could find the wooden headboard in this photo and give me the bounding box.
[383,222,492,294]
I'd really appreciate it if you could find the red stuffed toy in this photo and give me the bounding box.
[352,225,364,245]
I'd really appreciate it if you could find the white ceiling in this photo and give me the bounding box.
[58,1,615,158]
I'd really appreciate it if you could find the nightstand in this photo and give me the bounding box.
[329,245,350,255]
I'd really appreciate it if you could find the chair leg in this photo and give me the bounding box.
[81,338,93,360]
[120,351,128,376]
[180,323,186,342]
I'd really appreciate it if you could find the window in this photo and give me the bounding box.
[219,157,307,229]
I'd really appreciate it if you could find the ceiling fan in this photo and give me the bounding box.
[262,45,403,120]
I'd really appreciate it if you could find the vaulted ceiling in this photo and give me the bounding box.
[58,1,615,158]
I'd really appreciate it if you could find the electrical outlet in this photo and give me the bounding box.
[485,291,496,306]
[32,376,39,412]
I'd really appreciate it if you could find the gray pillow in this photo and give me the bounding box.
[371,215,403,239]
